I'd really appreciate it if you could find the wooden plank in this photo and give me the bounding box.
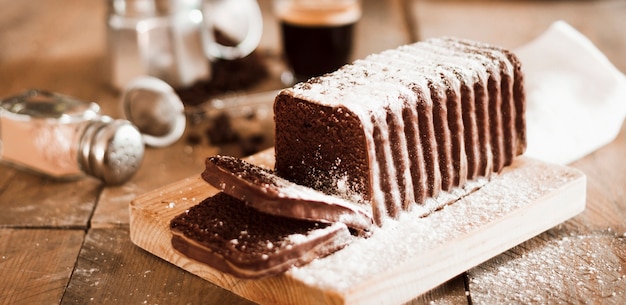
[408,275,469,305]
[353,0,412,59]
[0,164,17,190]
[61,227,254,305]
[0,229,84,305]
[409,0,626,72]
[467,227,626,304]
[0,168,101,228]
[89,138,220,228]
[466,123,626,304]
[129,152,585,305]
[0,0,112,111]
[571,122,626,230]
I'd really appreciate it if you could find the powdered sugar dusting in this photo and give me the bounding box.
[207,155,373,231]
[335,175,366,204]
[287,158,583,295]
[287,223,348,246]
[468,229,626,303]
[285,37,525,226]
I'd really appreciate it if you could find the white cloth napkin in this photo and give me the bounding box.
[515,21,626,165]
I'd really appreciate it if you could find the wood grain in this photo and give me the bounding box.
[411,0,626,72]
[0,167,101,228]
[407,274,468,305]
[129,153,585,305]
[0,229,84,305]
[61,227,254,305]
[465,122,626,304]
[90,139,221,229]
[0,0,624,304]
[572,122,626,232]
[468,228,626,303]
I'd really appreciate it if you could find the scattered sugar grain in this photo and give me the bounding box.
[288,160,582,294]
[468,228,626,303]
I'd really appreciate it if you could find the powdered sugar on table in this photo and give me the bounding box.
[287,158,583,294]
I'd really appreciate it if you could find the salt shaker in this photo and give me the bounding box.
[0,90,144,185]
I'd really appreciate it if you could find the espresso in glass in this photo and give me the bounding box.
[275,1,361,81]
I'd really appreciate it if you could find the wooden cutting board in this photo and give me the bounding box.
[129,150,586,305]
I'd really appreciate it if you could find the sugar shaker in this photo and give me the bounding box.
[0,90,144,185]
[106,0,263,89]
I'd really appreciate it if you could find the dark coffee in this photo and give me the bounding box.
[280,21,355,81]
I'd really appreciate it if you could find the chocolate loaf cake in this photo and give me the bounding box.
[170,37,526,279]
[170,192,352,279]
[201,155,373,233]
[274,37,526,225]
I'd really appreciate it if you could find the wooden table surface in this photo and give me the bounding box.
[1,0,625,304]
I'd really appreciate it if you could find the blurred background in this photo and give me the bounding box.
[1,0,624,181]
[1,1,626,305]
[2,0,623,104]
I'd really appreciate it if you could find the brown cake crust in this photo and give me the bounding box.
[201,155,373,233]
[170,193,352,279]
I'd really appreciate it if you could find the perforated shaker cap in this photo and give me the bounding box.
[121,76,186,147]
[79,119,145,185]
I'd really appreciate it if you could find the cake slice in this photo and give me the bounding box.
[201,155,373,233]
[170,192,353,279]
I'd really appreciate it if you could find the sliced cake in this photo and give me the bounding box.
[274,37,525,225]
[170,192,353,279]
[170,36,527,278]
[201,155,373,233]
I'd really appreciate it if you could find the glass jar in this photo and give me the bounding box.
[0,90,145,185]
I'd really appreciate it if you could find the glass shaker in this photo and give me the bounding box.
[0,90,144,185]
[106,0,263,90]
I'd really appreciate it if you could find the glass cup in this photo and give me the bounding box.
[274,0,362,83]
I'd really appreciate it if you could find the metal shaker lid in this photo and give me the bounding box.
[121,76,186,147]
[79,118,145,185]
